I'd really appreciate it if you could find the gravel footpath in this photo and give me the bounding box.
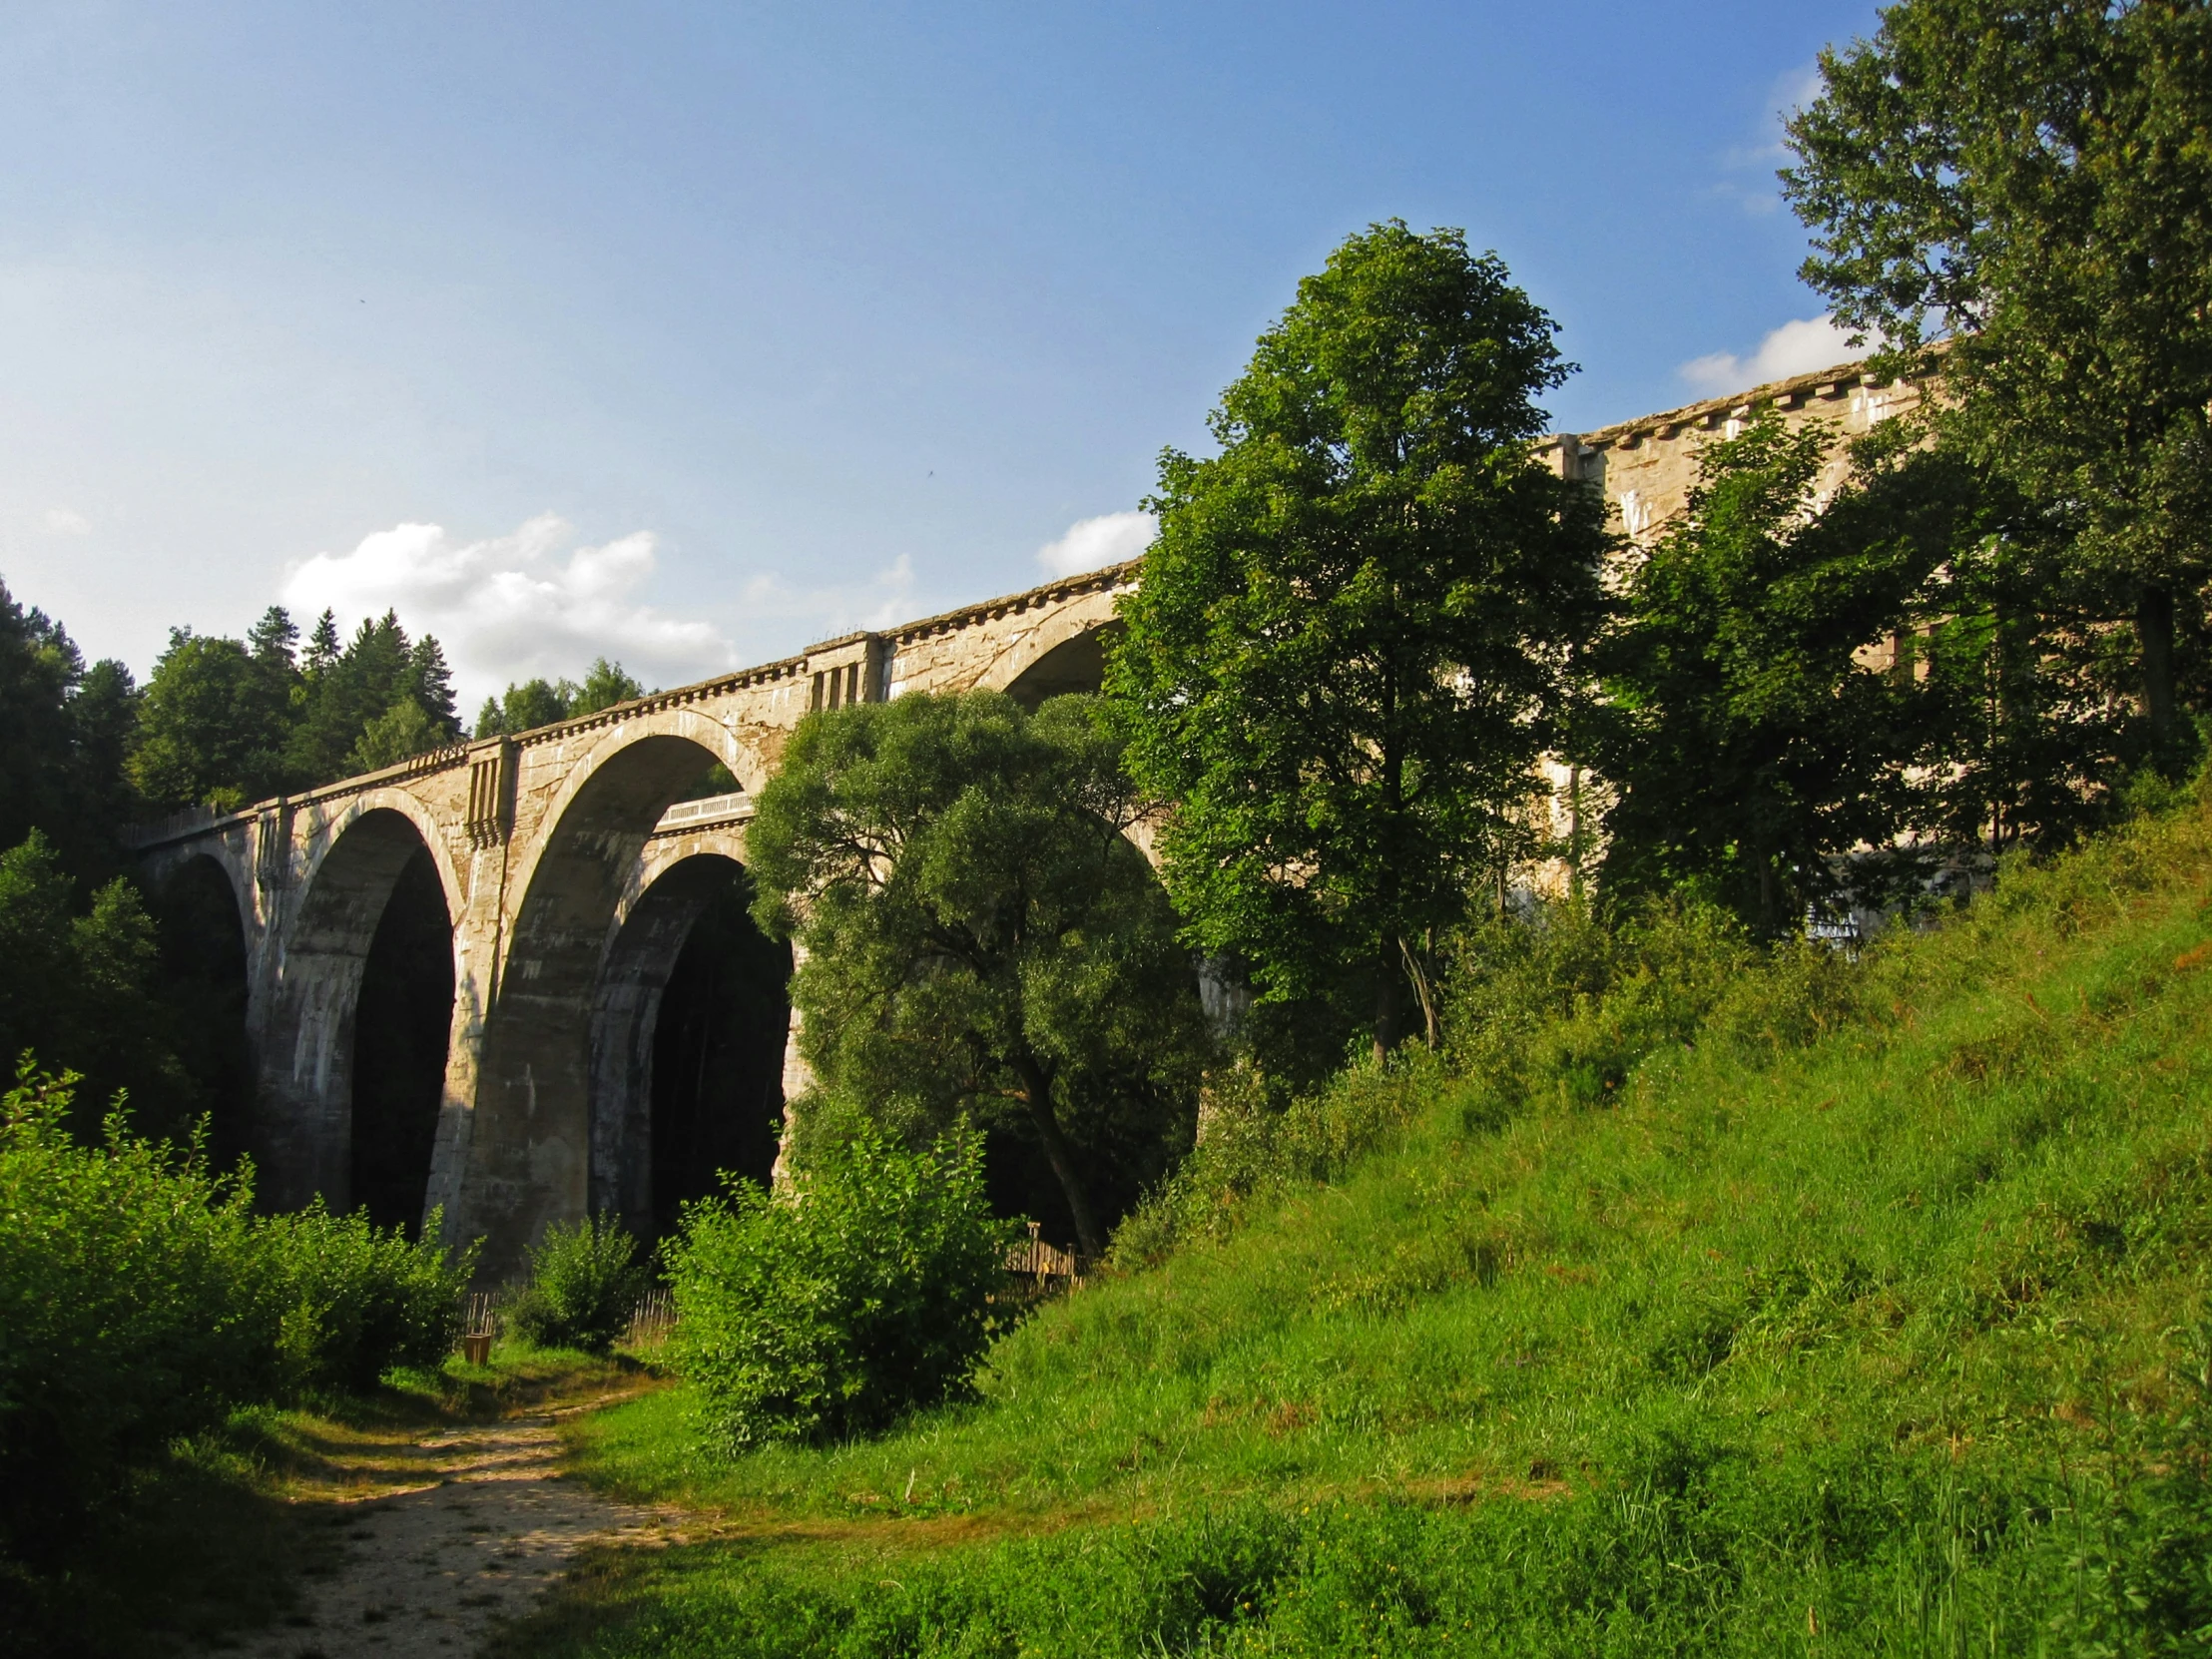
[231,1402,684,1659]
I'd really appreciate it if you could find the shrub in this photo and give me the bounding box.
[507,1215,648,1355]
[0,1060,481,1551]
[260,1201,472,1393]
[665,1122,1015,1449]
[0,1066,273,1548]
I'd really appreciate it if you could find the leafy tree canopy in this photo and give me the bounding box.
[1106,221,1611,1056]
[746,691,1210,1259]
[1783,0,2212,754]
[0,830,191,1137]
[130,629,293,815]
[0,578,138,880]
[474,660,648,738]
[1590,410,1954,930]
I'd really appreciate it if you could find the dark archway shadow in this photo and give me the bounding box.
[261,808,455,1216]
[350,844,453,1233]
[649,868,790,1237]
[590,853,790,1246]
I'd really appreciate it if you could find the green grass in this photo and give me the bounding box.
[522,795,2212,1652]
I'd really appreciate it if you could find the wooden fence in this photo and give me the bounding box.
[1008,1221,1091,1288]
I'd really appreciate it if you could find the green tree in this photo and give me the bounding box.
[0,579,139,879]
[1589,410,1951,931]
[1782,0,2212,762]
[571,657,645,717]
[301,608,341,677]
[345,698,442,773]
[746,691,1210,1259]
[0,832,189,1137]
[474,677,575,737]
[286,611,458,785]
[1106,222,1610,1057]
[129,629,291,813]
[405,635,460,736]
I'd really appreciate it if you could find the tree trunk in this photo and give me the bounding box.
[1013,1054,1102,1261]
[1372,939,1403,1066]
[2137,582,2177,756]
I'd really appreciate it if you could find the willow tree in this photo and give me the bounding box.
[1105,222,1610,1058]
[744,691,1209,1260]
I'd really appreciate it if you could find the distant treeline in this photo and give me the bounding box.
[2,585,654,841]
[0,579,650,1139]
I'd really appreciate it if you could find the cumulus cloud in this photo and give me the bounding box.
[281,513,734,703]
[1679,316,1872,394]
[42,507,90,535]
[1035,510,1155,578]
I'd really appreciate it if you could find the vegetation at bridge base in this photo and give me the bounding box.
[492,777,2212,1654]
[1784,0,2212,770]
[0,1063,475,1645]
[746,688,1212,1259]
[1108,221,1611,1062]
[510,1213,655,1356]
[663,1122,1016,1451]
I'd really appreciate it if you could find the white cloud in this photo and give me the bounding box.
[1679,316,1871,394]
[42,507,90,535]
[281,513,734,704]
[1035,510,1155,578]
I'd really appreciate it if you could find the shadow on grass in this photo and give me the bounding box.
[0,1344,660,1659]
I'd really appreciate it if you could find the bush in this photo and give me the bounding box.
[0,1066,272,1548]
[261,1201,472,1393]
[507,1215,648,1355]
[665,1122,1015,1449]
[0,1061,477,1551]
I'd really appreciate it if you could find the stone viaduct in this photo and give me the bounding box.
[129,355,1917,1275]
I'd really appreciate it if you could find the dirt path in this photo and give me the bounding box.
[234,1401,687,1659]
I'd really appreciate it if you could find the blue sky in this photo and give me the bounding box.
[0,1,1881,706]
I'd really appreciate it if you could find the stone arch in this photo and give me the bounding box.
[260,807,453,1217]
[293,786,467,934]
[460,730,745,1275]
[588,852,790,1242]
[1000,621,1126,712]
[973,589,1127,705]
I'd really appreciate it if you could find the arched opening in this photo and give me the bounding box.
[349,844,453,1233]
[261,809,454,1216]
[151,855,253,1171]
[1003,622,1121,712]
[469,735,747,1275]
[590,855,790,1244]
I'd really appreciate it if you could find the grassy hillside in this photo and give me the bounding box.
[521,788,2212,1655]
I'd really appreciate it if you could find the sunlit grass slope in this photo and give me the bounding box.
[532,791,2212,1655]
